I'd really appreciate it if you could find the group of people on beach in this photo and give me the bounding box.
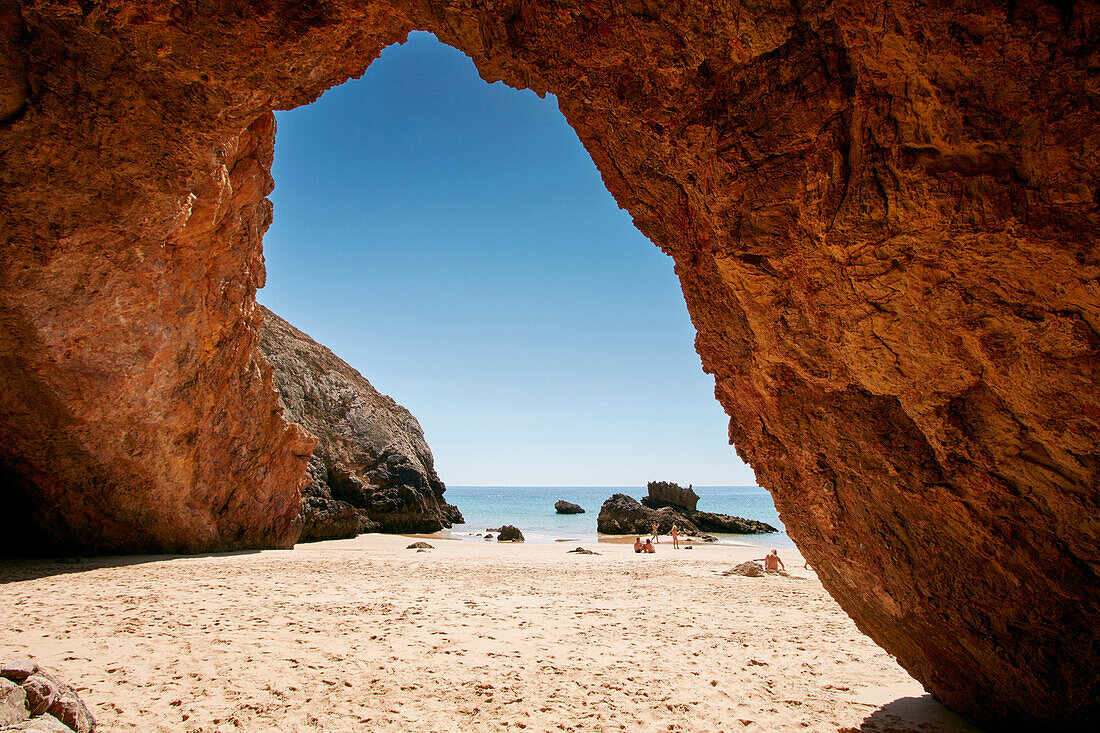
[635,521,684,552]
[633,522,789,572]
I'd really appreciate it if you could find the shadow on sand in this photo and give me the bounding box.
[0,549,265,584]
[850,694,985,733]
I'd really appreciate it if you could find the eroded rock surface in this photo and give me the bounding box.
[0,1,1097,728]
[258,307,462,536]
[597,493,775,536]
[496,525,524,542]
[643,481,699,512]
[0,658,95,732]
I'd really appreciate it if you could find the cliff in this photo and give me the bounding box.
[258,306,462,537]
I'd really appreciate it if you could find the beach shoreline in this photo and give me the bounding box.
[0,534,980,732]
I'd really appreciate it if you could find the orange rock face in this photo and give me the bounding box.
[0,0,1096,728]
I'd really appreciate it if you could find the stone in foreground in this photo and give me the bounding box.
[496,526,524,542]
[0,659,95,732]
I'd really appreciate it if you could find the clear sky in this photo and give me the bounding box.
[260,32,758,487]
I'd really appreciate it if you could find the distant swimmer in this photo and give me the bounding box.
[634,537,645,553]
[754,549,785,572]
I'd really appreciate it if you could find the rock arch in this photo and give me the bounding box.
[0,0,1096,729]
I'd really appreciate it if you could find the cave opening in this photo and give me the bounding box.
[260,31,779,539]
[1,4,1096,727]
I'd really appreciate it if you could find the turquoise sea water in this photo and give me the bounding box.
[439,486,795,549]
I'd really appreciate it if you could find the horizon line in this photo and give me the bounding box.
[445,484,763,489]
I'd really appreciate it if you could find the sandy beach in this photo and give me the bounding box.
[0,535,981,732]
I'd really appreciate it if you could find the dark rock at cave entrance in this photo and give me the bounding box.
[259,307,463,539]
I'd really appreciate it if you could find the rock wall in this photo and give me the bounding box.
[258,307,462,536]
[0,0,1097,728]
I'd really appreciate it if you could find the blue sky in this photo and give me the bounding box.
[260,32,757,487]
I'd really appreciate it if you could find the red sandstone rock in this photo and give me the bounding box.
[0,1,1096,729]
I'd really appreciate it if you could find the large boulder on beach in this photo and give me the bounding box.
[596,494,701,535]
[259,307,463,538]
[554,500,585,515]
[496,525,524,542]
[596,494,653,535]
[598,493,769,537]
[724,562,764,578]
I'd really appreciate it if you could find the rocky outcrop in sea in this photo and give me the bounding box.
[258,307,463,540]
[554,500,585,515]
[596,490,776,537]
[642,481,698,512]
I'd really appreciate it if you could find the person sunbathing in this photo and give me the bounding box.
[754,549,785,571]
[643,539,656,554]
[633,537,644,553]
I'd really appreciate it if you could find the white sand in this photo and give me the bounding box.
[0,535,982,732]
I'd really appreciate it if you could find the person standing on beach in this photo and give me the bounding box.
[671,525,680,549]
[651,521,659,544]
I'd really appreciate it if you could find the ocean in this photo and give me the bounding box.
[439,485,795,548]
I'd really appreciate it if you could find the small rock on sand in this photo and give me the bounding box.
[724,561,764,577]
[567,547,599,555]
[406,542,433,550]
[497,525,524,542]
